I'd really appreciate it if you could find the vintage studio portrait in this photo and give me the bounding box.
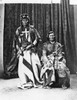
[0,0,77,100]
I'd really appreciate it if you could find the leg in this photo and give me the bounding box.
[46,70,53,86]
[31,53,42,84]
[18,56,27,84]
[43,73,47,87]
[62,76,70,89]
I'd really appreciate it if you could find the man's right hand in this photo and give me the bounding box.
[17,49,23,57]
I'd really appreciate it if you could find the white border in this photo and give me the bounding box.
[0,0,61,4]
[70,0,77,5]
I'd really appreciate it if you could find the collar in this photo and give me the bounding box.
[49,41,55,44]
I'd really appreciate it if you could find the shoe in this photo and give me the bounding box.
[62,85,68,89]
[48,82,53,86]
[33,84,38,88]
[17,82,33,89]
[17,84,25,89]
[42,85,51,89]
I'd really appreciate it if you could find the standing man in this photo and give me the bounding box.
[16,13,42,89]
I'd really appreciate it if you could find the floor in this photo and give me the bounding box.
[0,75,77,100]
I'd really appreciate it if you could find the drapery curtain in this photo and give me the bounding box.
[4,1,77,78]
[61,0,76,74]
[51,0,76,73]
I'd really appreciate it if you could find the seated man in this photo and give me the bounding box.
[40,31,70,89]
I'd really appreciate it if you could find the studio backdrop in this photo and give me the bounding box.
[4,0,77,77]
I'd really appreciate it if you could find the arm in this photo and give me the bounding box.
[15,27,23,56]
[15,27,21,50]
[32,28,39,46]
[53,42,63,56]
[41,43,49,64]
[26,28,40,50]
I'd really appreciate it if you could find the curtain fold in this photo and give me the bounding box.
[51,0,76,73]
[4,2,77,77]
[61,0,76,73]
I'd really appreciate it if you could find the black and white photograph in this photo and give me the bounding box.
[0,0,77,100]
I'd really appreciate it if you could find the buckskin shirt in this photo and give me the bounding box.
[41,41,70,87]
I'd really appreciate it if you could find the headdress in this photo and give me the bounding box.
[20,13,30,21]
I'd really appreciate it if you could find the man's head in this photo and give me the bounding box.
[47,31,55,42]
[20,13,30,27]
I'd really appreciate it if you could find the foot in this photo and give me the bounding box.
[62,85,68,90]
[17,82,33,89]
[17,84,26,90]
[33,84,38,88]
[43,86,50,89]
[49,82,53,86]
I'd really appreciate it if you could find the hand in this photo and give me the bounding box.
[26,44,32,50]
[41,55,48,64]
[53,51,57,56]
[18,49,22,54]
[21,47,24,51]
[17,49,22,57]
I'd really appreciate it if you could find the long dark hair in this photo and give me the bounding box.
[20,13,30,31]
